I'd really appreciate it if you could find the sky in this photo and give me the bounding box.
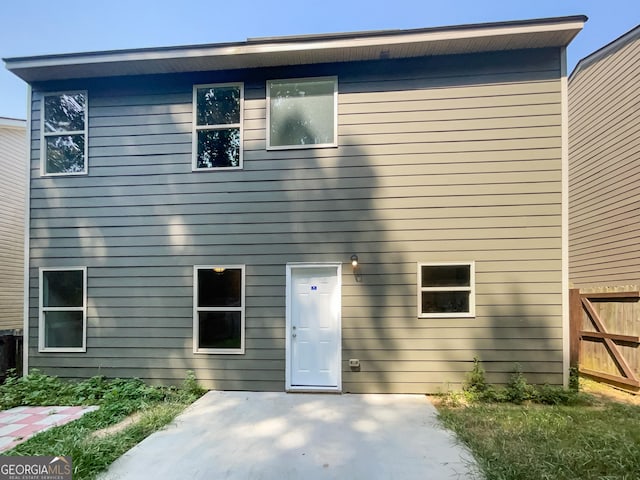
[1,0,639,120]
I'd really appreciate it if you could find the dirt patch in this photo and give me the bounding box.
[90,412,143,439]
[580,378,640,406]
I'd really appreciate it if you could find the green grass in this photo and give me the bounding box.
[0,370,206,480]
[438,393,640,480]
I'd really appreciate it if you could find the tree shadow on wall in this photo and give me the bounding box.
[251,105,407,393]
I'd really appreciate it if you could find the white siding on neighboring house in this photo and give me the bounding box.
[0,117,26,332]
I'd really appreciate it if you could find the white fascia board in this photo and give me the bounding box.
[4,17,585,81]
[0,117,26,128]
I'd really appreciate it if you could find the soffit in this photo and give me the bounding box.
[4,16,586,83]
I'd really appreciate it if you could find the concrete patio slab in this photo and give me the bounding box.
[101,391,479,479]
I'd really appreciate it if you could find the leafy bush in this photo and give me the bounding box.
[535,384,574,405]
[504,365,537,404]
[73,375,110,403]
[463,357,488,395]
[181,370,207,399]
[535,384,593,406]
[0,369,205,412]
[444,361,586,407]
[0,370,76,408]
[569,366,580,391]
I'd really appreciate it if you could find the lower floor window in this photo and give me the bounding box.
[39,267,87,351]
[418,262,475,318]
[194,265,245,354]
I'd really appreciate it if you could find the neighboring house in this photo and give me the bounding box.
[4,15,585,393]
[569,24,640,288]
[0,117,26,374]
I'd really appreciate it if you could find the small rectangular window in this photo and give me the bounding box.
[192,83,243,170]
[41,92,88,176]
[194,266,245,354]
[39,267,87,352]
[418,262,475,318]
[267,77,337,149]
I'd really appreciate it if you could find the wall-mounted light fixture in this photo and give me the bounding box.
[351,255,359,268]
[213,267,226,274]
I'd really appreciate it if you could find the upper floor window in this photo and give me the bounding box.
[267,77,337,150]
[193,83,243,170]
[41,92,88,176]
[418,262,475,318]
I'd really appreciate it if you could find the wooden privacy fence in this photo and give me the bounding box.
[569,287,640,391]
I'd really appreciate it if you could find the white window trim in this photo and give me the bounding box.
[193,265,246,354]
[266,76,338,150]
[417,261,475,318]
[192,83,244,171]
[38,266,87,353]
[40,90,88,177]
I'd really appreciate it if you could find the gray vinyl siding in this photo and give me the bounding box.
[28,48,564,392]
[569,29,640,287]
[0,123,26,331]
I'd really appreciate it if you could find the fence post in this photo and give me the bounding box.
[569,288,582,368]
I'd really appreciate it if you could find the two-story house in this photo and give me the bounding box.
[4,15,585,392]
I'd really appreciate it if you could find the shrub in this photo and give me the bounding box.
[0,370,204,412]
[535,384,574,405]
[0,369,75,409]
[504,365,536,404]
[100,377,166,404]
[534,384,593,406]
[464,357,488,394]
[181,370,207,399]
[73,375,110,403]
[569,366,580,391]
[450,361,588,407]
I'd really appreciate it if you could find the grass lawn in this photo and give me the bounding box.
[437,380,640,480]
[0,370,206,480]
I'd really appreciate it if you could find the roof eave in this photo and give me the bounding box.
[0,117,26,128]
[570,23,640,80]
[5,15,587,83]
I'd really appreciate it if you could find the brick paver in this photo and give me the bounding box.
[0,406,98,452]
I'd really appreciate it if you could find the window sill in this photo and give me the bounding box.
[38,347,86,353]
[191,166,243,172]
[194,348,245,355]
[266,142,338,151]
[41,171,88,177]
[418,313,476,319]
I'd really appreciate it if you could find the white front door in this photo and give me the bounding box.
[286,264,341,391]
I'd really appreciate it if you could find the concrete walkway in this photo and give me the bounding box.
[101,391,479,480]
